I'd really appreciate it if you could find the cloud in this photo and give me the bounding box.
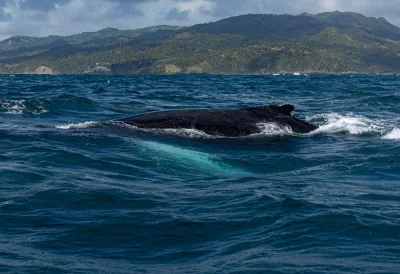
[0,0,14,7]
[19,0,70,11]
[166,8,190,21]
[0,0,399,40]
[0,8,11,21]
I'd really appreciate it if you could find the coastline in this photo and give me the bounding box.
[1,71,398,76]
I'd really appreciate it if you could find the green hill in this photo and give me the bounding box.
[0,12,399,74]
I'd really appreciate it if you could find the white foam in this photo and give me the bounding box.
[308,113,385,136]
[252,122,294,137]
[115,121,295,139]
[111,121,215,139]
[113,115,398,140]
[1,100,26,114]
[56,121,98,129]
[0,99,48,115]
[382,128,400,140]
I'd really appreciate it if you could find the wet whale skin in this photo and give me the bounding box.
[118,104,318,137]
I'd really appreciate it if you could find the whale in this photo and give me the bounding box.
[138,140,245,173]
[118,104,318,137]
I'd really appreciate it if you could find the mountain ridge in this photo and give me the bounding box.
[0,11,399,75]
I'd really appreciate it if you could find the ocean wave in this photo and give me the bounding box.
[382,128,400,140]
[308,113,387,136]
[0,99,50,115]
[247,114,397,139]
[56,121,99,129]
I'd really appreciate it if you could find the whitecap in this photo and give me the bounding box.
[308,113,385,136]
[0,99,49,115]
[1,99,26,114]
[382,128,400,140]
[56,121,98,129]
[252,122,294,137]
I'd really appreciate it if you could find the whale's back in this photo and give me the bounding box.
[118,104,317,136]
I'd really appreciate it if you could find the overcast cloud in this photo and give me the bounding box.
[0,0,399,40]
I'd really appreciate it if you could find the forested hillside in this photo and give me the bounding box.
[0,11,399,74]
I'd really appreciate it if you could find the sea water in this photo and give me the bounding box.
[1,74,399,273]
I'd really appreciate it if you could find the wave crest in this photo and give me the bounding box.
[0,99,49,115]
[308,113,385,136]
[56,121,99,129]
[382,128,400,140]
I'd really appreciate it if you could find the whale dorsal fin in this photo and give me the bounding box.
[248,104,295,116]
[277,104,294,115]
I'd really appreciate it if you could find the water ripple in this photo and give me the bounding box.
[0,74,399,273]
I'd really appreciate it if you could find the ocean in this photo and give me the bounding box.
[1,74,399,273]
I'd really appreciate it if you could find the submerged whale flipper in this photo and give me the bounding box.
[118,104,317,137]
[139,140,243,173]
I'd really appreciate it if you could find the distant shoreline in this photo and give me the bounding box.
[1,12,399,76]
[1,72,399,76]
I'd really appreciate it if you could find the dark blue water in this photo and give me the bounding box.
[1,74,399,273]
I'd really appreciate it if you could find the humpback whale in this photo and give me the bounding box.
[118,104,318,137]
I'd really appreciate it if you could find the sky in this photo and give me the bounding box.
[0,0,399,40]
